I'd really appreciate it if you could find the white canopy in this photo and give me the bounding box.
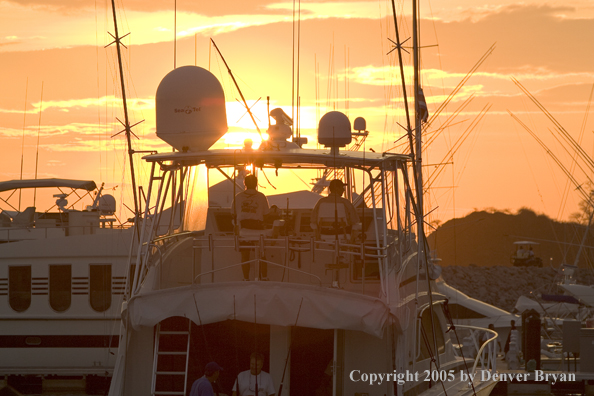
[127,282,392,338]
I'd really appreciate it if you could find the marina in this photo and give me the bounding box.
[1,0,593,394]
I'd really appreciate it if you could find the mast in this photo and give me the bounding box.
[413,0,423,246]
[108,0,140,218]
[412,0,441,368]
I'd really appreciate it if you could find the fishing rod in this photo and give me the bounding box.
[193,294,222,396]
[277,298,304,396]
[210,39,262,139]
[254,295,258,396]
[425,103,492,190]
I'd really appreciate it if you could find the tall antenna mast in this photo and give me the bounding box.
[19,78,29,212]
[413,0,422,229]
[107,0,140,218]
[174,0,177,69]
[34,81,44,208]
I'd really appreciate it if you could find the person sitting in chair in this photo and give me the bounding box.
[232,174,278,281]
[310,179,360,239]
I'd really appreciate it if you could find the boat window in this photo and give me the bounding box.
[183,165,208,232]
[9,266,31,312]
[352,257,380,281]
[90,264,111,312]
[417,307,445,362]
[299,213,313,233]
[49,265,71,312]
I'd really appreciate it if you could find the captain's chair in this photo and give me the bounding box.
[312,202,351,240]
[13,207,36,228]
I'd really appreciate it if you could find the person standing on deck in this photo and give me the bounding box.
[232,174,278,281]
[310,179,360,238]
[232,352,275,396]
[189,362,223,396]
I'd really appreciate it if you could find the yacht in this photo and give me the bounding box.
[107,65,498,396]
[0,179,134,392]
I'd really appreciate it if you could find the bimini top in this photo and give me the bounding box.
[0,179,97,193]
[143,147,411,169]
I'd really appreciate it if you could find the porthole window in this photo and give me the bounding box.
[9,266,31,312]
[90,264,111,312]
[49,265,71,312]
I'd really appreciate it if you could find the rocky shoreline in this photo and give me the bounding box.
[440,265,594,312]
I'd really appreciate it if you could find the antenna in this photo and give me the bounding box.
[107,0,140,220]
[19,77,28,212]
[291,0,295,139]
[33,82,44,208]
[174,0,177,69]
[296,0,301,141]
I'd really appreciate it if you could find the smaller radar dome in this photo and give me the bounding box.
[318,111,352,148]
[156,66,228,152]
[354,117,366,132]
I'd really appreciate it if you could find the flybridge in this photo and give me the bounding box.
[142,147,410,169]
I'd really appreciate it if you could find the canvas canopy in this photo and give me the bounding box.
[0,179,97,193]
[127,282,392,338]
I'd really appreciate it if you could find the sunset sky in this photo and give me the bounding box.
[1,0,594,228]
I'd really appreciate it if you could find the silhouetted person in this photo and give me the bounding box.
[232,174,278,280]
[310,179,360,239]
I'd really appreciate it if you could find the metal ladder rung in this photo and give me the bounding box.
[151,319,193,396]
[157,351,188,356]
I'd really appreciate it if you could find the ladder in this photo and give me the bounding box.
[151,317,192,396]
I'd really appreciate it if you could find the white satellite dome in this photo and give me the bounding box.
[318,111,352,148]
[156,66,228,152]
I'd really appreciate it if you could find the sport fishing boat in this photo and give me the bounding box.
[107,57,498,395]
[0,179,133,392]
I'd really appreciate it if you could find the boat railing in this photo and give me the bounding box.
[450,325,498,377]
[0,222,131,242]
[156,232,393,291]
[193,260,323,285]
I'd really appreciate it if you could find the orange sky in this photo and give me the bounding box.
[1,0,594,226]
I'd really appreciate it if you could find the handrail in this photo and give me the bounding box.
[192,234,389,256]
[193,259,323,285]
[145,230,199,246]
[186,233,389,289]
[452,324,498,376]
